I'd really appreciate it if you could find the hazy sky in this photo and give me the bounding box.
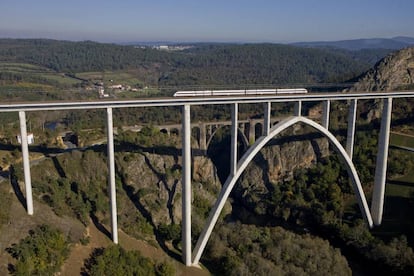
[1,0,413,43]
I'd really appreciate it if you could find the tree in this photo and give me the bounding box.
[7,225,70,276]
[83,245,175,276]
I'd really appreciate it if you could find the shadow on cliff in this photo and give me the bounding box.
[116,165,182,262]
[8,165,27,210]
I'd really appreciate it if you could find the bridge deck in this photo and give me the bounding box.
[1,91,414,112]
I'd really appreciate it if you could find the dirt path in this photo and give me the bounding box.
[59,221,111,276]
[391,131,414,138]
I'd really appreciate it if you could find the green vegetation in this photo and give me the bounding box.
[205,222,351,275]
[390,132,414,148]
[0,38,376,98]
[225,123,414,274]
[6,225,70,275]
[83,245,175,276]
[165,43,368,86]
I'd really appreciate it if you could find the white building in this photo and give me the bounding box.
[17,133,34,145]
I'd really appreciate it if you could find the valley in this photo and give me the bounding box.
[1,39,414,275]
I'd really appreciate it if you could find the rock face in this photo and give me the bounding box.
[346,47,414,122]
[349,47,414,92]
[120,152,225,226]
[233,126,329,210]
[119,126,328,226]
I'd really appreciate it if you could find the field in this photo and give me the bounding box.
[390,131,414,148]
[0,63,169,100]
[0,63,83,86]
[76,70,142,86]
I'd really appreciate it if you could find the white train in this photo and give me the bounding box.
[173,88,308,97]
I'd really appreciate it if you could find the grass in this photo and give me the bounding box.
[0,62,50,73]
[77,70,142,86]
[0,62,83,87]
[390,132,414,148]
[39,73,82,85]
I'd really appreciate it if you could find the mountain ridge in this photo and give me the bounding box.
[292,36,414,51]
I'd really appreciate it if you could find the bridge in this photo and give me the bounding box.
[1,90,414,267]
[144,117,285,151]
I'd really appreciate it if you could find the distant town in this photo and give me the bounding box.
[134,44,194,51]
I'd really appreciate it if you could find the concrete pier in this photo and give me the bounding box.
[19,111,33,215]
[199,122,207,151]
[181,105,192,266]
[322,100,330,129]
[230,103,238,176]
[371,98,392,225]
[294,100,302,116]
[264,102,271,135]
[106,107,118,244]
[346,99,357,159]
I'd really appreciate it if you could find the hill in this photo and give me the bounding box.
[0,39,373,89]
[293,37,414,51]
[349,46,414,91]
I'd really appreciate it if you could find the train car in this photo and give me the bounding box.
[173,88,308,97]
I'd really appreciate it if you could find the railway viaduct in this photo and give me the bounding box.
[153,117,284,151]
[1,91,414,266]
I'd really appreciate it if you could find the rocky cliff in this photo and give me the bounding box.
[233,126,329,213]
[118,151,228,227]
[347,47,414,122]
[349,47,414,92]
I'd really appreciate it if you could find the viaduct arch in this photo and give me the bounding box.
[205,125,249,151]
[158,118,269,152]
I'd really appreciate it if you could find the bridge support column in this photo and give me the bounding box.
[346,99,357,159]
[199,122,207,151]
[264,102,271,136]
[19,111,33,215]
[248,120,255,144]
[239,123,245,136]
[182,105,192,266]
[231,103,238,176]
[294,101,302,116]
[206,125,212,142]
[322,100,330,129]
[106,107,118,244]
[372,98,392,226]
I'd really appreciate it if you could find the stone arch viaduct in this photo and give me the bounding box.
[156,117,283,151]
[1,91,414,267]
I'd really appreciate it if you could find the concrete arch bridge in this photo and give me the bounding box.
[1,91,414,267]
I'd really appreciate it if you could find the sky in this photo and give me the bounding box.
[1,0,414,43]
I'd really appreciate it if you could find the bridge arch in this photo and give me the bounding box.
[206,125,249,151]
[170,128,180,136]
[192,116,373,265]
[160,128,169,135]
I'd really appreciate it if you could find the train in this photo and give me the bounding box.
[173,88,308,97]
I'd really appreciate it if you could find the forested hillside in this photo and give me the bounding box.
[0,39,377,89]
[0,39,172,72]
